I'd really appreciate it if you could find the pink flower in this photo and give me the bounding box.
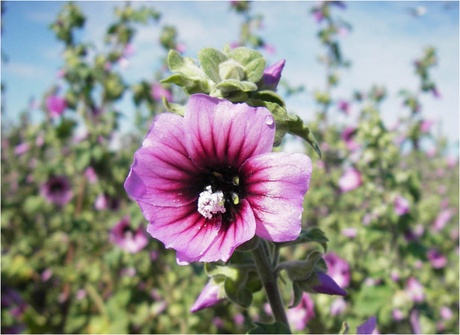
[338,167,362,192]
[426,249,447,269]
[406,277,424,302]
[109,216,148,254]
[440,306,453,320]
[46,95,67,117]
[14,143,29,156]
[125,94,312,264]
[341,126,359,151]
[330,297,346,316]
[40,175,73,206]
[151,83,173,102]
[286,293,315,331]
[341,227,357,238]
[394,195,410,216]
[420,119,433,133]
[84,167,98,184]
[433,209,453,231]
[337,100,350,114]
[393,308,404,321]
[323,252,350,288]
[190,280,224,313]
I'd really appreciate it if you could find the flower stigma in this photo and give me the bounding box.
[197,186,227,219]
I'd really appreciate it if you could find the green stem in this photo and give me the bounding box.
[252,240,290,331]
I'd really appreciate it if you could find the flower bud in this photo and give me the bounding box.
[219,59,246,81]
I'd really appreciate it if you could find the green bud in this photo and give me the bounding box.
[219,59,246,81]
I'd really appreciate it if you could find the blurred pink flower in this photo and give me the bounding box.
[109,216,148,254]
[341,227,357,238]
[341,126,360,151]
[323,252,350,288]
[84,167,98,184]
[40,175,73,206]
[433,209,453,231]
[406,277,424,303]
[420,119,433,133]
[440,306,453,320]
[286,293,315,331]
[338,167,362,192]
[330,297,346,316]
[394,195,410,216]
[46,95,67,117]
[392,308,404,321]
[14,143,29,156]
[427,249,447,269]
[151,83,173,102]
[337,99,350,114]
[410,310,421,334]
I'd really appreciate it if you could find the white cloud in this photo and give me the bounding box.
[3,62,49,79]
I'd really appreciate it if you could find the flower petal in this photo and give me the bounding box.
[241,152,312,242]
[184,94,275,169]
[196,199,256,263]
[124,113,202,218]
[147,203,222,261]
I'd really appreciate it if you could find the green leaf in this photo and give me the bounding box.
[252,90,286,108]
[289,281,304,308]
[198,48,228,83]
[204,262,240,281]
[162,96,185,116]
[277,228,328,252]
[286,114,322,158]
[224,278,252,308]
[248,321,291,334]
[215,79,258,94]
[228,47,266,83]
[282,250,323,282]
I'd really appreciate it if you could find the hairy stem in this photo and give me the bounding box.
[252,240,290,331]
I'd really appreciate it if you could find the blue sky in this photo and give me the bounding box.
[1,1,459,155]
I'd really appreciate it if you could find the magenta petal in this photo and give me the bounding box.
[147,204,222,261]
[184,94,275,169]
[125,113,202,216]
[241,152,312,242]
[197,199,256,263]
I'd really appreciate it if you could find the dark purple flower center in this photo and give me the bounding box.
[50,180,65,193]
[196,167,244,223]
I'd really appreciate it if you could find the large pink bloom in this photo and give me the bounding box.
[125,94,312,264]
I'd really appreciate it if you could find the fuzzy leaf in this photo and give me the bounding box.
[198,48,228,83]
[286,114,322,158]
[224,278,252,308]
[227,47,266,83]
[162,96,185,116]
[215,79,258,94]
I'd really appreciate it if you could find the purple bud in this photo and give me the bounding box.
[190,281,224,313]
[357,316,377,334]
[262,59,285,90]
[312,272,347,296]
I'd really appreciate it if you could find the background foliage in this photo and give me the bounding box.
[1,2,458,334]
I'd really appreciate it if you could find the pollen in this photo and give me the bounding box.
[197,186,227,219]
